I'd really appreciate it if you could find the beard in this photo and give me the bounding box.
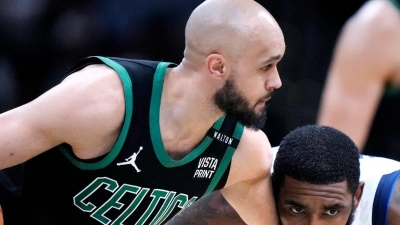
[213,76,270,130]
[345,205,356,225]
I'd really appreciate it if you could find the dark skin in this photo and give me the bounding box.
[165,190,246,225]
[165,176,400,225]
[388,178,400,225]
[276,176,363,225]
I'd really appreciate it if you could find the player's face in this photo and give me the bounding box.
[213,70,270,130]
[214,21,285,130]
[277,176,357,225]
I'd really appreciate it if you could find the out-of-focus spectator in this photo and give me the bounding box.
[317,0,400,160]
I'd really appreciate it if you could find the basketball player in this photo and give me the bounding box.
[0,0,285,224]
[317,0,400,160]
[168,125,400,225]
[272,125,400,225]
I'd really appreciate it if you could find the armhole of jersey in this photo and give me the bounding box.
[389,0,400,10]
[372,170,400,225]
[385,84,400,96]
[59,56,133,170]
[150,62,224,168]
[202,122,244,197]
[383,0,400,96]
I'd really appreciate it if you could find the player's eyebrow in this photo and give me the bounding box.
[283,199,307,209]
[322,203,345,210]
[262,55,282,64]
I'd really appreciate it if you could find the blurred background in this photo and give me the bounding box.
[0,0,367,147]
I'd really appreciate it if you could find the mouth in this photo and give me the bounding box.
[255,92,273,109]
[263,90,275,102]
[255,99,268,110]
[261,96,271,102]
[261,92,273,103]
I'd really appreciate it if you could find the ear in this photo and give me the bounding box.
[206,53,228,80]
[353,181,365,209]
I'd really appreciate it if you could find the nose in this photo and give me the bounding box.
[266,68,282,90]
[308,215,322,225]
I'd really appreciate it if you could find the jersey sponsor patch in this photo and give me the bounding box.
[206,128,239,148]
[193,157,218,179]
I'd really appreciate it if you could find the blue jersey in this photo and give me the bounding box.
[356,154,400,225]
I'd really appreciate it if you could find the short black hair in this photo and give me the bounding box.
[272,125,360,196]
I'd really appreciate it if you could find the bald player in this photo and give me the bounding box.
[0,0,285,224]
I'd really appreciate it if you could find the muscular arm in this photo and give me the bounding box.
[0,64,125,169]
[223,129,278,224]
[317,0,400,151]
[167,129,278,225]
[165,190,245,225]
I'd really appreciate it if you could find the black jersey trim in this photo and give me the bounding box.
[150,62,227,168]
[203,121,244,196]
[60,56,133,170]
[206,128,240,148]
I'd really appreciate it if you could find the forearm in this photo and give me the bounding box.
[318,86,382,150]
[0,204,3,225]
[165,190,246,225]
[221,177,279,225]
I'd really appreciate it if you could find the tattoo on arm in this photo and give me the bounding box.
[165,190,246,225]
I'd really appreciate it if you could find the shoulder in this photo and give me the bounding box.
[239,128,272,164]
[360,155,400,180]
[63,63,121,89]
[24,63,124,125]
[8,62,126,159]
[363,169,400,224]
[60,64,124,119]
[52,64,125,156]
[226,128,272,185]
[221,128,279,224]
[345,0,400,43]
[388,174,400,223]
[356,156,400,225]
[332,0,400,78]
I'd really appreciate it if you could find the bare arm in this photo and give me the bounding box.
[167,129,278,225]
[0,205,3,225]
[221,129,278,224]
[165,190,245,225]
[0,64,125,169]
[317,0,400,150]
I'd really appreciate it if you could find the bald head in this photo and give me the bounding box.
[184,0,282,67]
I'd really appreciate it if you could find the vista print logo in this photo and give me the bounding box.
[193,157,218,179]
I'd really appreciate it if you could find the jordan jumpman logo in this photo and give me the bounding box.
[117,146,143,172]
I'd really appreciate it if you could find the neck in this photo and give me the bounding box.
[160,66,223,155]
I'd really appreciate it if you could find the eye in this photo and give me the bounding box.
[290,207,305,214]
[262,64,273,71]
[324,209,339,216]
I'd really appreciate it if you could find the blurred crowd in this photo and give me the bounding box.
[0,0,366,146]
